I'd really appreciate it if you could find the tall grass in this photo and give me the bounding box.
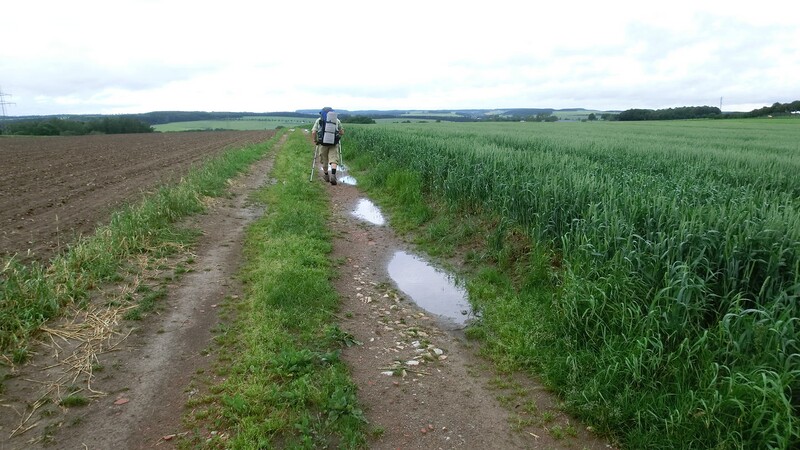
[0,133,282,353]
[344,120,800,449]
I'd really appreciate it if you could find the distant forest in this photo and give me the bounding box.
[617,100,800,121]
[1,116,154,136]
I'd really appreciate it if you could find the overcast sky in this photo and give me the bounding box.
[2,0,798,116]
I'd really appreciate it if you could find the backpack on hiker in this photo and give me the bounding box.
[317,109,340,146]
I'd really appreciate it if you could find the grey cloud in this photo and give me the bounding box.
[7,59,214,98]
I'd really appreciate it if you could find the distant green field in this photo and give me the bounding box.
[383,110,616,122]
[551,110,612,120]
[154,116,312,132]
[400,111,461,117]
[375,118,437,124]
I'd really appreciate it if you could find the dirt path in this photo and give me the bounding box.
[323,167,614,449]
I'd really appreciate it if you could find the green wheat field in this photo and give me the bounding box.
[343,117,800,449]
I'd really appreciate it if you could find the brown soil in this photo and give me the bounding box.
[0,132,617,449]
[0,131,274,263]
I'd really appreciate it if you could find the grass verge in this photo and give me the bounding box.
[0,132,283,356]
[180,131,366,448]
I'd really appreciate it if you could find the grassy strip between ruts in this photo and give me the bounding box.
[0,131,283,360]
[180,130,367,448]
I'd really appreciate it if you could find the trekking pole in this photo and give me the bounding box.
[309,145,319,181]
[338,141,344,170]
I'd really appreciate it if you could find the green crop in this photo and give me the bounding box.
[345,119,800,449]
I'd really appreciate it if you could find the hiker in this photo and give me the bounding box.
[311,107,344,185]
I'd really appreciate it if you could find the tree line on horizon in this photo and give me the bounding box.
[1,116,154,136]
[617,100,800,121]
[1,101,797,136]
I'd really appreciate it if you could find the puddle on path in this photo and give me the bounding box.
[329,164,357,185]
[338,175,357,185]
[387,250,473,328]
[352,198,385,225]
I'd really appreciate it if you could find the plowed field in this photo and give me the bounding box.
[0,131,275,262]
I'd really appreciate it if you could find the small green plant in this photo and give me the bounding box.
[488,376,513,390]
[565,423,578,437]
[522,400,538,415]
[324,324,361,347]
[59,394,89,407]
[12,346,29,364]
[550,424,565,439]
[496,393,514,407]
[508,414,535,432]
[124,309,142,321]
[41,423,59,444]
[109,272,124,282]
[464,325,486,340]
[124,286,166,320]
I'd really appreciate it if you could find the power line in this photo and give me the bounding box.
[0,87,16,134]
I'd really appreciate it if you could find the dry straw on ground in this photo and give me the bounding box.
[9,302,136,438]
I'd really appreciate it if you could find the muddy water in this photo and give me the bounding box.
[387,250,473,328]
[350,197,472,327]
[351,198,385,225]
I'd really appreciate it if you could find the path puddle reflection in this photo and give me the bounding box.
[387,251,473,328]
[339,175,357,185]
[352,198,385,225]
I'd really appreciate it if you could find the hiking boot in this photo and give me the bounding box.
[330,172,337,185]
[323,172,329,182]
